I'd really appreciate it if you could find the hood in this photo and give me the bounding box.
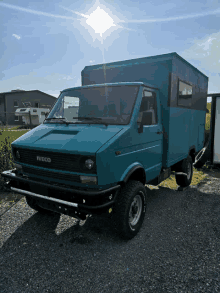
[12,123,123,154]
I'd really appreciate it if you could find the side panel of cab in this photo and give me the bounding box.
[96,86,163,186]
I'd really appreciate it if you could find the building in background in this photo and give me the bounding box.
[0,89,57,126]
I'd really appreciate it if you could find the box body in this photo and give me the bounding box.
[82,52,208,168]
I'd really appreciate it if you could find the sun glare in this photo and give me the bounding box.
[86,6,115,37]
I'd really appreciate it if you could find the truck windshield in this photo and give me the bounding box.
[45,85,139,125]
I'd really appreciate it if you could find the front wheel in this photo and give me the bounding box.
[112,180,147,239]
[175,155,193,187]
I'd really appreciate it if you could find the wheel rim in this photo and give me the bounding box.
[187,162,192,180]
[129,193,143,229]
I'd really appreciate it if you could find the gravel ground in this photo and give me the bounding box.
[0,170,220,293]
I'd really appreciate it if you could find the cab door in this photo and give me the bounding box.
[137,88,163,181]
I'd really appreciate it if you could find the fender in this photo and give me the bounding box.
[120,162,146,184]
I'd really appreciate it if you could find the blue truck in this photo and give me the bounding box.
[1,52,208,239]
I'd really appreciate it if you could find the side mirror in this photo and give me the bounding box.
[137,111,152,133]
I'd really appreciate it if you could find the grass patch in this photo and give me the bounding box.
[155,167,208,190]
[0,127,29,189]
[0,130,28,149]
[206,102,211,131]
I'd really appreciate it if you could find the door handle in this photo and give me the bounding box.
[157,131,163,135]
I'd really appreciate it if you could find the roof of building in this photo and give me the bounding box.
[0,90,57,100]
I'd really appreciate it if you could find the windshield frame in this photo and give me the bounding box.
[45,84,140,126]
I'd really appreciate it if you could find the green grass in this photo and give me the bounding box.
[154,167,208,190]
[0,127,29,188]
[205,102,211,130]
[0,130,28,148]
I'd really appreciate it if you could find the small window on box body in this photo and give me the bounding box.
[35,102,39,108]
[178,80,192,108]
[14,115,19,121]
[14,100,18,107]
[137,90,158,125]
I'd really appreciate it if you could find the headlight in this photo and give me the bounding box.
[85,159,94,170]
[80,176,97,185]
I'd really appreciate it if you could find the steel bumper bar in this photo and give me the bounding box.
[9,186,115,211]
[1,169,121,214]
[1,169,121,196]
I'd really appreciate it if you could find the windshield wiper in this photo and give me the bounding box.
[44,117,71,125]
[72,117,108,126]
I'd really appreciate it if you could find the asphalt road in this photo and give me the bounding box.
[0,172,220,293]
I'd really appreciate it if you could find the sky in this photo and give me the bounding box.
[0,0,219,103]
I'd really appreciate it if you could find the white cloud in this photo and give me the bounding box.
[198,37,216,51]
[89,60,95,63]
[2,2,220,28]
[63,76,73,80]
[120,8,220,23]
[58,76,73,81]
[0,3,75,20]
[181,32,220,72]
[59,5,89,19]
[181,32,220,93]
[12,34,21,40]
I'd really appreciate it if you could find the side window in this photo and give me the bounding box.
[137,90,158,125]
[178,80,192,108]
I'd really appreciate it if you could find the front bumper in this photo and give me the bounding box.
[1,169,121,219]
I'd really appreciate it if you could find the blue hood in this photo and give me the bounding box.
[12,124,123,155]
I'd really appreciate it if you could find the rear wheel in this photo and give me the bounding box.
[25,196,57,215]
[112,180,147,239]
[175,155,193,187]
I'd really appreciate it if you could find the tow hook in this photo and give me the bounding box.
[4,181,11,190]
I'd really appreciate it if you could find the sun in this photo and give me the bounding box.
[86,6,116,37]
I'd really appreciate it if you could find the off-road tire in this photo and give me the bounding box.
[112,180,147,239]
[175,155,193,187]
[25,196,57,215]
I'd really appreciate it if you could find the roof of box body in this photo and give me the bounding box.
[62,82,159,93]
[82,52,208,80]
[0,90,57,99]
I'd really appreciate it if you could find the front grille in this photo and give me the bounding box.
[23,166,81,183]
[13,148,96,174]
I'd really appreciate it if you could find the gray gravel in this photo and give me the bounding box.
[1,172,220,293]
